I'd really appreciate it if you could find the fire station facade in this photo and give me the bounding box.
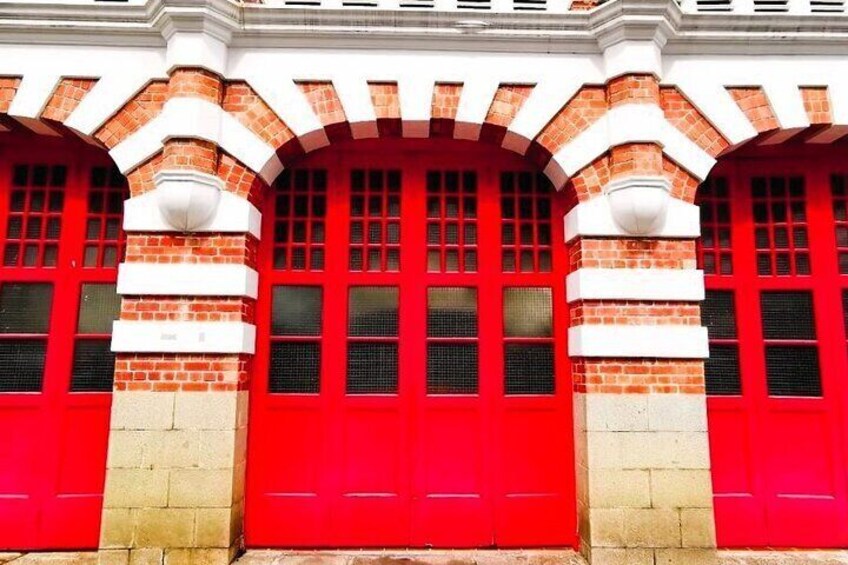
[1,0,848,563]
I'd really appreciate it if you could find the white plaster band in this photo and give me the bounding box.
[117,263,259,298]
[564,194,700,242]
[545,104,717,189]
[109,96,283,185]
[566,268,706,303]
[568,325,709,359]
[111,321,256,354]
[123,189,261,238]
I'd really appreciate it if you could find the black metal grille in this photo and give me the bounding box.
[706,344,742,395]
[272,286,322,336]
[703,290,737,339]
[71,340,115,392]
[348,287,399,337]
[77,284,120,334]
[347,343,398,394]
[505,343,554,395]
[270,342,321,394]
[503,288,552,337]
[0,283,53,334]
[427,343,478,394]
[765,345,821,397]
[760,292,815,340]
[427,288,477,338]
[0,340,46,392]
[843,290,848,332]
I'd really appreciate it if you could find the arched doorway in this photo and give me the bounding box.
[245,139,576,548]
[0,133,125,549]
[699,142,848,547]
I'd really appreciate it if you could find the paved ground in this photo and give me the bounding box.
[235,551,586,565]
[2,550,848,564]
[0,555,96,565]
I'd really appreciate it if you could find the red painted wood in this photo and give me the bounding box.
[245,139,576,548]
[701,146,848,548]
[0,136,120,550]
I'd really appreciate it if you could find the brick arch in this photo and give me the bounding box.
[225,79,604,206]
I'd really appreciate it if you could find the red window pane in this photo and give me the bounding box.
[84,166,127,269]
[272,169,327,271]
[426,171,478,272]
[500,171,553,273]
[696,177,732,275]
[349,170,401,272]
[831,174,848,274]
[3,164,66,268]
[751,175,809,276]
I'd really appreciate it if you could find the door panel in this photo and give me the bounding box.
[701,152,848,548]
[246,140,576,548]
[0,141,123,550]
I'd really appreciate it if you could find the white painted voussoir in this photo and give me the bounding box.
[109,116,163,174]
[549,104,713,181]
[111,321,256,355]
[671,79,757,147]
[454,78,500,141]
[160,97,222,144]
[7,73,62,120]
[564,194,700,242]
[117,263,259,298]
[566,268,705,303]
[399,76,434,139]
[761,81,809,132]
[65,72,161,136]
[568,325,709,359]
[503,78,583,155]
[123,189,261,238]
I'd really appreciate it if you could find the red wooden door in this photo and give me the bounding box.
[700,148,848,548]
[0,138,124,550]
[245,140,576,548]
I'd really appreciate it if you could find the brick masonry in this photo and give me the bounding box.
[0,34,841,565]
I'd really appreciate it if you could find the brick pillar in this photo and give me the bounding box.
[99,67,259,565]
[568,74,716,565]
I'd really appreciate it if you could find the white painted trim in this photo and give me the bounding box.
[568,325,709,359]
[566,268,705,303]
[111,321,256,354]
[123,189,262,238]
[564,194,700,242]
[117,263,259,298]
[165,32,229,77]
[603,40,662,80]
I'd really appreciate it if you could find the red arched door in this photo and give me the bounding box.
[700,145,848,548]
[245,140,576,548]
[0,136,124,549]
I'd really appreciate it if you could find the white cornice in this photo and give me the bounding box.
[1,0,848,56]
